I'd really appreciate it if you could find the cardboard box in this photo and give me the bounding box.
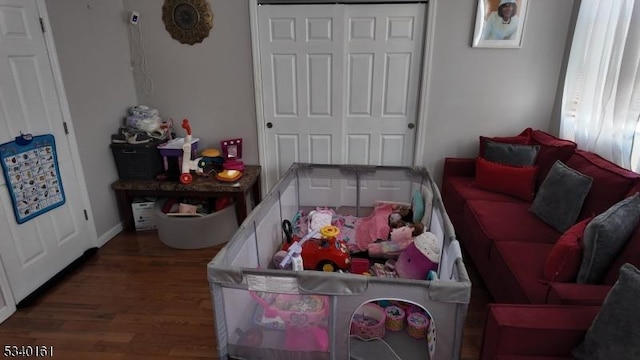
[132,197,158,231]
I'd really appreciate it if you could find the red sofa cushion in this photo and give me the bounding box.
[464,200,561,244]
[566,150,640,220]
[481,304,599,360]
[475,158,537,201]
[492,241,554,303]
[543,216,593,283]
[529,130,577,187]
[443,176,522,245]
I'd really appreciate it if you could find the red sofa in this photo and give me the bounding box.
[480,304,600,360]
[442,128,640,305]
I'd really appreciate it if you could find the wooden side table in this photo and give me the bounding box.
[112,165,261,232]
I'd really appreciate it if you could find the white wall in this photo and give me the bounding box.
[422,0,576,183]
[43,0,576,241]
[45,0,138,241]
[123,0,259,164]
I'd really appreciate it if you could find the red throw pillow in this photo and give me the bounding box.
[478,133,531,157]
[543,216,595,283]
[474,157,537,201]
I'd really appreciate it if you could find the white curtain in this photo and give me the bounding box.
[561,0,640,171]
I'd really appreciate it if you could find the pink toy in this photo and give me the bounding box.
[250,292,329,351]
[396,232,441,280]
[367,225,414,259]
[350,303,386,340]
[355,203,394,251]
[221,138,245,171]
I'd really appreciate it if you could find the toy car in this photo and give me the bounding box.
[281,223,351,272]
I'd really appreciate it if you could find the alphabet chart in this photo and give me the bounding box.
[0,134,66,224]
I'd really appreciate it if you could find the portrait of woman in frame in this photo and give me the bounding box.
[472,0,529,48]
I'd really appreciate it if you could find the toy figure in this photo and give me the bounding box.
[396,232,441,280]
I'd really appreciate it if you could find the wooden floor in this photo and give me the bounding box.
[0,231,490,360]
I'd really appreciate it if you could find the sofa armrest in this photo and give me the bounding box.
[480,304,600,360]
[443,157,476,179]
[546,282,612,306]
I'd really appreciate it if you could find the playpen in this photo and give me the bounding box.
[208,164,471,359]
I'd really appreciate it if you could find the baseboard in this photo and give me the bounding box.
[17,247,98,308]
[95,223,123,247]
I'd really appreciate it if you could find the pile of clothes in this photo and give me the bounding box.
[111,105,173,145]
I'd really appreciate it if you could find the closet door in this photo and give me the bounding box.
[259,3,425,204]
[343,3,425,205]
[259,4,346,206]
[0,0,94,304]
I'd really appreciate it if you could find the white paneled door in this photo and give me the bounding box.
[258,3,426,197]
[0,0,94,305]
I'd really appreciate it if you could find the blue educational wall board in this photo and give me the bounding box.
[0,134,66,224]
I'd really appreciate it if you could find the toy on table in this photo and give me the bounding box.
[197,148,224,174]
[221,138,245,171]
[350,303,386,340]
[396,232,441,280]
[156,119,199,183]
[278,221,351,272]
[177,119,207,184]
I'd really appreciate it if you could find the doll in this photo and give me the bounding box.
[388,205,414,228]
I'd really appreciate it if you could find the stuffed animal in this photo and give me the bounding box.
[388,205,414,228]
[395,232,441,280]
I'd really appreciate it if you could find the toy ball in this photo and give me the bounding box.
[395,232,441,280]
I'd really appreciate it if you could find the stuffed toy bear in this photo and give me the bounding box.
[388,205,414,228]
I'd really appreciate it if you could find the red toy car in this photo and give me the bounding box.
[281,222,351,272]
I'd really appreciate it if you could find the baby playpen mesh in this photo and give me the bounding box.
[208,163,471,360]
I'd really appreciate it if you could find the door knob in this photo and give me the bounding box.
[266,122,273,129]
[407,123,415,129]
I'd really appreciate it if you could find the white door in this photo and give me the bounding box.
[259,3,425,199]
[0,256,15,323]
[0,0,94,304]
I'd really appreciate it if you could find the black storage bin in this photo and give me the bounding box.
[110,140,165,180]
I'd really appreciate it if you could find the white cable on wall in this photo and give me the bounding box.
[127,13,154,96]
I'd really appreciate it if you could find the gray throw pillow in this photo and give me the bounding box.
[577,193,640,284]
[530,161,592,233]
[484,140,541,166]
[573,263,640,360]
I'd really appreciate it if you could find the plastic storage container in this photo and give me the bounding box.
[154,199,238,249]
[110,140,165,180]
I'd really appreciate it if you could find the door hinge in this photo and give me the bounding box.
[39,17,45,33]
[63,122,69,134]
[83,209,88,221]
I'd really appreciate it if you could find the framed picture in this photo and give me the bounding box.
[472,0,529,48]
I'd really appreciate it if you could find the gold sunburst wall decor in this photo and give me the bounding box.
[162,0,214,45]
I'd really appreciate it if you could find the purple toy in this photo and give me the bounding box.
[396,232,441,280]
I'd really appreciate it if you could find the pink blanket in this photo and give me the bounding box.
[355,204,393,251]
